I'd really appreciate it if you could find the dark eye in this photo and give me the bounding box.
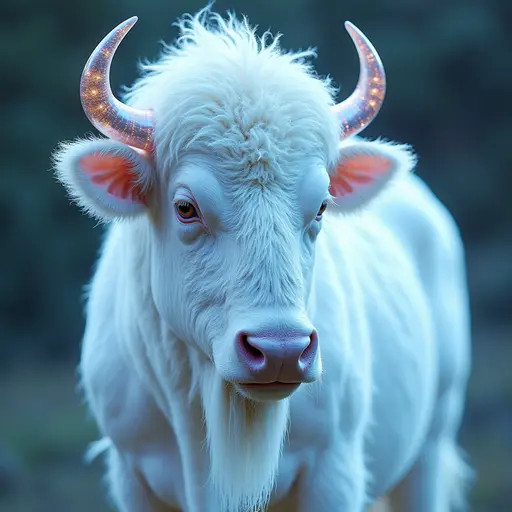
[316,200,328,220]
[175,200,199,221]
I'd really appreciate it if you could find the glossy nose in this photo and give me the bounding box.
[235,328,318,383]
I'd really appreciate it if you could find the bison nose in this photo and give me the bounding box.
[235,329,318,383]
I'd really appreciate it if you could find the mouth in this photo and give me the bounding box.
[235,382,301,401]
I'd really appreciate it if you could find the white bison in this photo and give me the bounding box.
[54,8,473,512]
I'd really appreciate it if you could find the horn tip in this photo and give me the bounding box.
[120,16,138,31]
[344,21,361,37]
[127,16,138,24]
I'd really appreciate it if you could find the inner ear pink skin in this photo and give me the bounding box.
[330,154,391,197]
[80,153,148,205]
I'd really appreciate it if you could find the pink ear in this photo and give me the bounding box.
[54,138,154,220]
[329,141,415,212]
[80,153,148,205]
[330,154,391,195]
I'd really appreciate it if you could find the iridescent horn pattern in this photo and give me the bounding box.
[80,17,154,151]
[331,22,386,139]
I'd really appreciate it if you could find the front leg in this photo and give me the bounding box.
[388,388,472,512]
[169,395,218,512]
[107,447,178,512]
[297,439,368,512]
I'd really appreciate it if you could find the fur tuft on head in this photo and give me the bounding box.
[123,5,341,181]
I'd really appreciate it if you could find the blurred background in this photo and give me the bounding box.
[0,0,510,510]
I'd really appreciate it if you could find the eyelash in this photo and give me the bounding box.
[174,199,201,224]
[315,200,328,221]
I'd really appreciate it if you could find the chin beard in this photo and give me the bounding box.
[201,370,290,512]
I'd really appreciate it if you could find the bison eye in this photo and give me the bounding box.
[316,200,328,220]
[175,200,199,221]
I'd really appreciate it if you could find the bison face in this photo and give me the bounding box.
[147,152,330,401]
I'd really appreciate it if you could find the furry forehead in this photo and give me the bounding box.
[123,8,341,181]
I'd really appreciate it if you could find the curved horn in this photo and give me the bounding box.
[80,17,154,151]
[331,22,386,140]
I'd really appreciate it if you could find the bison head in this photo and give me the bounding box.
[54,12,414,404]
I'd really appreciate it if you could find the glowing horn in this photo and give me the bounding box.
[331,22,386,139]
[80,17,154,151]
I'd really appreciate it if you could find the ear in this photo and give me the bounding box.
[328,139,417,213]
[53,138,155,221]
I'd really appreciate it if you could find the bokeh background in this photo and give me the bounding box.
[1,0,511,510]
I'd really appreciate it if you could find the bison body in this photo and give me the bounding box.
[55,9,472,512]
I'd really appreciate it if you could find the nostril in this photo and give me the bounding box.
[299,330,318,365]
[239,334,265,364]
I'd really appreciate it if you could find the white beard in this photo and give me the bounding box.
[201,371,290,512]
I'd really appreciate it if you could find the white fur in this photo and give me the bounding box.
[202,370,289,512]
[54,7,472,512]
